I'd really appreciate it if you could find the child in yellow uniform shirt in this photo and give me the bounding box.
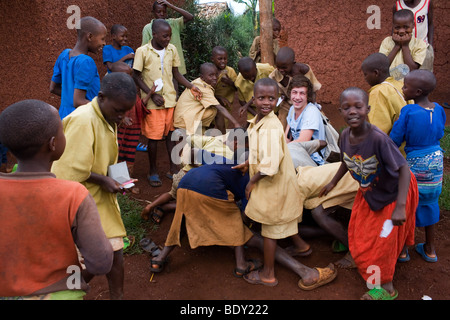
[233,78,334,287]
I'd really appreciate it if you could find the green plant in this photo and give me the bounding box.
[118,194,157,255]
[439,126,450,210]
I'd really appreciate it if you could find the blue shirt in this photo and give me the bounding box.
[178,161,250,210]
[51,49,100,119]
[102,45,134,73]
[390,103,446,157]
[287,102,326,164]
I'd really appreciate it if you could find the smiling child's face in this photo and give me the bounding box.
[254,84,278,118]
[339,91,370,129]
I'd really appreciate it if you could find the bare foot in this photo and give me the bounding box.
[334,252,356,269]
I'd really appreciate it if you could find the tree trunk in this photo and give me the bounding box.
[259,0,273,65]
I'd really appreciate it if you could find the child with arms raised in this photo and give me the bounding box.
[390,70,445,262]
[0,100,113,300]
[320,87,418,300]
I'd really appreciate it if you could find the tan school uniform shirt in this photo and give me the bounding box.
[215,66,238,108]
[133,42,180,109]
[235,63,275,105]
[245,111,302,225]
[174,77,219,135]
[51,97,126,238]
[379,36,427,69]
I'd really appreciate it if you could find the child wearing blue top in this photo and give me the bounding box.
[390,70,445,263]
[50,16,106,119]
[285,75,326,165]
[103,24,135,74]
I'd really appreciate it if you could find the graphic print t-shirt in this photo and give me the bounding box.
[340,125,407,211]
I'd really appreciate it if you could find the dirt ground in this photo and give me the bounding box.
[83,104,450,302]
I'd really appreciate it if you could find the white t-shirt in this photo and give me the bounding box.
[154,48,166,75]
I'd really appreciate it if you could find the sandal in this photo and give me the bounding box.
[148,174,162,187]
[151,207,165,224]
[361,287,398,300]
[123,235,135,252]
[415,243,437,262]
[298,263,337,291]
[233,259,263,278]
[243,270,278,287]
[139,238,162,257]
[150,258,168,273]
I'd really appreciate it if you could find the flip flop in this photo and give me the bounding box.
[397,249,410,263]
[298,263,337,291]
[139,238,162,257]
[165,172,173,180]
[233,259,263,278]
[148,174,162,187]
[136,143,148,152]
[285,245,312,257]
[331,240,348,253]
[415,243,437,262]
[150,258,168,273]
[151,207,165,224]
[123,235,135,251]
[243,271,278,287]
[362,287,398,300]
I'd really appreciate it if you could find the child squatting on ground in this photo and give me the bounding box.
[390,70,445,263]
[0,100,113,300]
[320,87,419,300]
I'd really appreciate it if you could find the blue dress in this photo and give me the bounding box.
[51,49,100,119]
[390,103,446,227]
[102,45,134,73]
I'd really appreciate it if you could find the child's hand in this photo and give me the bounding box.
[121,116,133,126]
[391,205,406,226]
[141,203,155,220]
[152,93,165,106]
[245,180,256,200]
[232,160,249,175]
[392,32,412,46]
[220,75,234,87]
[124,53,135,60]
[101,176,122,193]
[190,86,203,101]
[318,182,336,197]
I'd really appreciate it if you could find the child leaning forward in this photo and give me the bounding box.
[320,87,418,300]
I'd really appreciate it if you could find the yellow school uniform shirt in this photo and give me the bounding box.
[51,98,126,238]
[235,63,275,104]
[367,76,412,134]
[174,77,219,135]
[215,66,238,108]
[379,36,427,69]
[133,42,180,109]
[249,36,280,64]
[245,111,302,225]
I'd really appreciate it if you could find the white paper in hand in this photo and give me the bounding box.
[154,78,163,92]
[277,97,283,106]
[380,219,394,238]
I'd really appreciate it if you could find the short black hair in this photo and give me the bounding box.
[153,0,167,11]
[111,24,126,35]
[238,57,256,73]
[100,72,137,102]
[340,87,369,105]
[406,69,437,96]
[276,46,295,64]
[0,100,60,160]
[361,52,390,76]
[212,46,227,57]
[393,9,414,24]
[77,16,105,38]
[200,62,217,75]
[152,19,170,34]
[254,77,279,94]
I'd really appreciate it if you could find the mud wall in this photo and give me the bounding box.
[0,0,183,111]
[275,0,449,106]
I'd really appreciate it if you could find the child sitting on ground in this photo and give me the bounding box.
[379,9,428,72]
[320,87,418,300]
[52,73,138,300]
[211,46,238,125]
[103,24,135,74]
[235,57,274,119]
[173,62,241,135]
[0,100,113,300]
[269,46,322,130]
[50,16,107,119]
[390,70,445,263]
